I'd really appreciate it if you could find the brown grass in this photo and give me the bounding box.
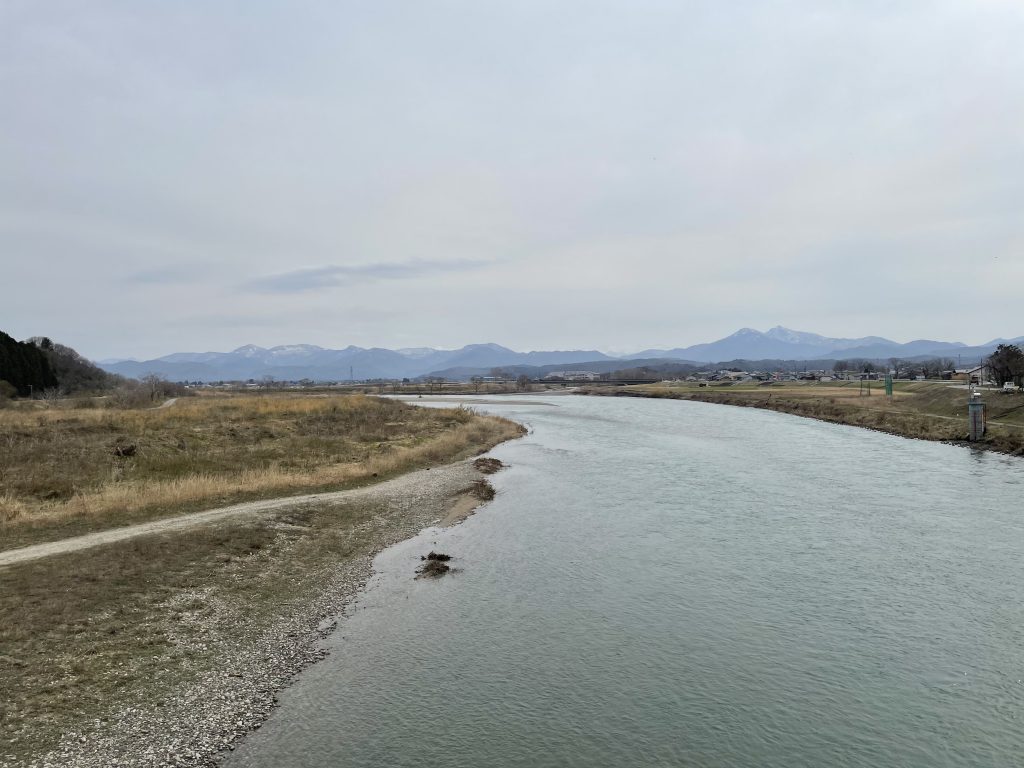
[0,394,525,549]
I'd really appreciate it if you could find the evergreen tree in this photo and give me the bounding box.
[0,330,59,396]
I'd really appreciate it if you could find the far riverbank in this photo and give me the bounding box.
[581,381,1024,457]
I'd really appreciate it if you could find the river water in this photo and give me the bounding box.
[226,395,1024,768]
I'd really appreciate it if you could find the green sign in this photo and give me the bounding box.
[884,374,893,397]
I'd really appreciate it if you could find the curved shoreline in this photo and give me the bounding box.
[0,464,497,568]
[11,456,513,768]
[587,387,1024,458]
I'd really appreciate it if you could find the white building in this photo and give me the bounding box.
[543,371,601,381]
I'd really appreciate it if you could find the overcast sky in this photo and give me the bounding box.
[2,1,1022,360]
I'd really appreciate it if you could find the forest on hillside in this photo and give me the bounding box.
[0,332,120,398]
[0,331,58,396]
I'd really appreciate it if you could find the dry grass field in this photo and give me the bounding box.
[589,380,1024,455]
[0,393,524,550]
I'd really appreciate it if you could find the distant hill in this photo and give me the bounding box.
[27,337,122,394]
[1,331,125,396]
[0,331,58,396]
[100,343,616,382]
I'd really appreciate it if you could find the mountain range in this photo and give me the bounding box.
[625,326,1018,364]
[98,327,1023,382]
[99,343,614,382]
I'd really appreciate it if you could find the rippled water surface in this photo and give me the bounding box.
[227,395,1024,767]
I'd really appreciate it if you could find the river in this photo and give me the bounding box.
[226,394,1024,767]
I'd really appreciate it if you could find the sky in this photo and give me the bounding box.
[2,1,1023,360]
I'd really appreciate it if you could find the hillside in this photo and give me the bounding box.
[0,331,58,396]
[100,343,615,382]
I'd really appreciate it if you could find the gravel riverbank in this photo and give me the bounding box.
[10,459,490,768]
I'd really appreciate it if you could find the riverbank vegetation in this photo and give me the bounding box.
[583,380,1024,455]
[0,393,524,549]
[0,393,522,764]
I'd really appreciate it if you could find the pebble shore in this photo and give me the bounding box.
[14,460,482,768]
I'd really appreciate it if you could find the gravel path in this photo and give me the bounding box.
[0,462,477,568]
[11,457,490,768]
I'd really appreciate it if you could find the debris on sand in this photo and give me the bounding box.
[421,551,451,562]
[473,457,505,474]
[470,478,496,501]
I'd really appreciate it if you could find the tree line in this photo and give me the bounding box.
[832,357,956,378]
[0,331,58,397]
[0,331,125,400]
[987,344,1024,387]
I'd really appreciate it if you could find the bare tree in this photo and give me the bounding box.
[988,344,1024,387]
[471,375,484,394]
[40,387,63,403]
[140,373,167,402]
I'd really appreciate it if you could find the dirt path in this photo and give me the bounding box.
[0,460,480,568]
[147,397,179,410]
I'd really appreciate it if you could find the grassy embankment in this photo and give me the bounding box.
[584,380,1024,455]
[0,394,524,763]
[0,393,521,550]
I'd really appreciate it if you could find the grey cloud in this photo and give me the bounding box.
[2,2,1023,359]
[125,266,202,285]
[244,259,491,294]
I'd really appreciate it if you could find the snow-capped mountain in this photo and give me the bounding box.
[97,327,1020,382]
[626,327,979,363]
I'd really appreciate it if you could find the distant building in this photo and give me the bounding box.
[543,371,600,381]
[959,364,991,385]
